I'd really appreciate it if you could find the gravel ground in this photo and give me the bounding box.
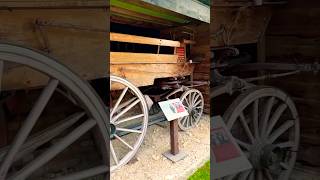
[111,115,210,180]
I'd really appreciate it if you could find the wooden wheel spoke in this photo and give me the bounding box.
[268,120,294,143]
[189,116,195,127]
[248,170,255,180]
[53,165,108,180]
[111,87,128,117]
[110,76,149,172]
[186,117,190,128]
[8,119,96,180]
[110,141,119,165]
[261,97,275,136]
[181,117,188,126]
[112,99,140,122]
[223,87,299,180]
[0,60,3,93]
[115,114,144,125]
[239,113,255,143]
[114,134,134,150]
[184,97,190,107]
[235,139,251,151]
[193,99,202,107]
[116,97,138,113]
[275,141,295,148]
[252,99,260,139]
[257,170,263,180]
[224,173,237,180]
[178,89,203,130]
[238,170,251,180]
[0,112,84,163]
[280,162,290,170]
[264,169,273,180]
[266,103,288,137]
[191,93,199,107]
[0,79,59,178]
[116,128,142,134]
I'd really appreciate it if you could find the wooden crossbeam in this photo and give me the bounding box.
[110,33,181,47]
[110,52,178,64]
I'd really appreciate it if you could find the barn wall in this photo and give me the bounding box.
[265,0,320,165]
[210,6,272,47]
[192,23,211,113]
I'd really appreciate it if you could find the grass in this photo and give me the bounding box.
[188,161,210,180]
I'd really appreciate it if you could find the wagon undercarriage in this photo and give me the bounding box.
[211,45,320,179]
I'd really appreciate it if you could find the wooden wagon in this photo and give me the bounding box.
[108,0,210,172]
[209,2,317,179]
[0,1,109,179]
[109,33,206,171]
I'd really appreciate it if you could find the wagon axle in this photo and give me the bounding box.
[250,143,284,171]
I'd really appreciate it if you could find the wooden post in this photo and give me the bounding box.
[170,119,179,155]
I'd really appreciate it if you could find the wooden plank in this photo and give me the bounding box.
[0,0,107,8]
[110,63,193,89]
[110,52,178,64]
[141,0,210,23]
[210,7,272,47]
[110,32,180,47]
[0,8,108,90]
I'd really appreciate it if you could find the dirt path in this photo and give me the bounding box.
[111,115,210,180]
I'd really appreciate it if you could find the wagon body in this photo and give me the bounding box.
[0,0,108,90]
[110,33,194,89]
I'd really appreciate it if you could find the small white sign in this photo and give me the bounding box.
[158,98,189,121]
[211,116,252,179]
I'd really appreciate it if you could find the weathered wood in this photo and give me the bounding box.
[170,120,179,155]
[140,0,210,23]
[0,0,107,8]
[110,52,178,64]
[0,106,7,148]
[212,1,254,7]
[210,6,272,47]
[189,23,210,113]
[110,63,193,88]
[110,32,180,47]
[0,112,84,162]
[0,8,108,90]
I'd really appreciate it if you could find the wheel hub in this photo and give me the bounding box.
[250,143,284,172]
[110,123,116,138]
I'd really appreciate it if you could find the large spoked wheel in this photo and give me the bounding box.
[110,76,148,172]
[223,86,299,180]
[178,89,204,131]
[0,43,109,180]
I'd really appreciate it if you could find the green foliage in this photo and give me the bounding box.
[188,161,210,180]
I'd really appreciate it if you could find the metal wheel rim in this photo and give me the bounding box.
[0,43,109,179]
[178,89,204,131]
[110,76,148,172]
[223,86,299,180]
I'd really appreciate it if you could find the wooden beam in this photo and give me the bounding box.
[110,52,178,64]
[0,0,108,8]
[110,33,180,47]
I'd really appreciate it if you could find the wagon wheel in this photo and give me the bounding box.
[223,86,299,180]
[0,43,109,179]
[110,76,148,172]
[178,89,204,131]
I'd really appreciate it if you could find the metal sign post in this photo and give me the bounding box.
[158,98,188,162]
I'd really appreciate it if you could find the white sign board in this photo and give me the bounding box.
[158,98,189,121]
[211,116,252,179]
